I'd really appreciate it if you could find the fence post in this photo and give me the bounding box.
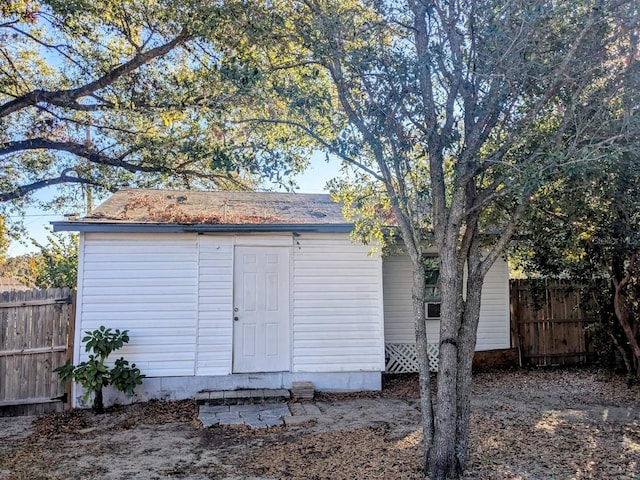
[65,290,77,409]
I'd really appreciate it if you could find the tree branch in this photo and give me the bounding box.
[7,24,81,70]
[1,139,152,173]
[0,138,252,200]
[0,170,114,202]
[0,33,189,118]
[480,199,528,278]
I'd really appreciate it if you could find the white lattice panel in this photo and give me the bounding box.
[427,344,439,372]
[385,343,439,373]
[385,344,418,373]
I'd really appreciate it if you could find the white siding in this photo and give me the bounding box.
[383,254,440,344]
[79,233,199,376]
[476,257,510,350]
[196,236,233,375]
[383,253,511,350]
[77,231,387,379]
[292,234,385,372]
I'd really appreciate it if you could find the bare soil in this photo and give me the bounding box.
[0,368,638,480]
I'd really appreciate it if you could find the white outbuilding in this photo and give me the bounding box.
[53,189,511,407]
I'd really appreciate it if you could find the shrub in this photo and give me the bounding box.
[55,326,145,413]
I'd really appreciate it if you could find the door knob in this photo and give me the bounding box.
[234,316,239,321]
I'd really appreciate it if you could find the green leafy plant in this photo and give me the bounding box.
[55,326,145,413]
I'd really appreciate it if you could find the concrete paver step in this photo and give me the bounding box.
[196,388,290,406]
[197,390,329,430]
[198,401,292,429]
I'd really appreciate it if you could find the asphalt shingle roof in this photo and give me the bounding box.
[66,189,348,226]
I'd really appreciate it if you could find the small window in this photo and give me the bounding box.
[423,256,441,319]
[426,302,441,318]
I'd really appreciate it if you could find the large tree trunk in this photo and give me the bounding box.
[428,249,464,479]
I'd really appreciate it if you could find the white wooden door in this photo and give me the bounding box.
[233,246,290,373]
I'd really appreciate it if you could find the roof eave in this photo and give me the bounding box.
[51,221,355,234]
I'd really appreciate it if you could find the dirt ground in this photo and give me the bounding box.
[1,368,639,480]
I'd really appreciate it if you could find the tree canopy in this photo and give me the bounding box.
[0,0,309,225]
[0,229,76,288]
[0,215,8,261]
[513,153,640,377]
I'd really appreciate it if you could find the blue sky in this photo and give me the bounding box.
[7,154,340,257]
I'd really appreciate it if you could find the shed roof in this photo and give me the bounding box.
[52,189,353,234]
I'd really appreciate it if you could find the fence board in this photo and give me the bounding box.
[510,280,596,366]
[0,288,74,416]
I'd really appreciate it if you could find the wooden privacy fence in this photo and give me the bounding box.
[511,279,597,366]
[0,288,75,416]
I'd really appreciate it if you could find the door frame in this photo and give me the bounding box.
[231,237,293,373]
